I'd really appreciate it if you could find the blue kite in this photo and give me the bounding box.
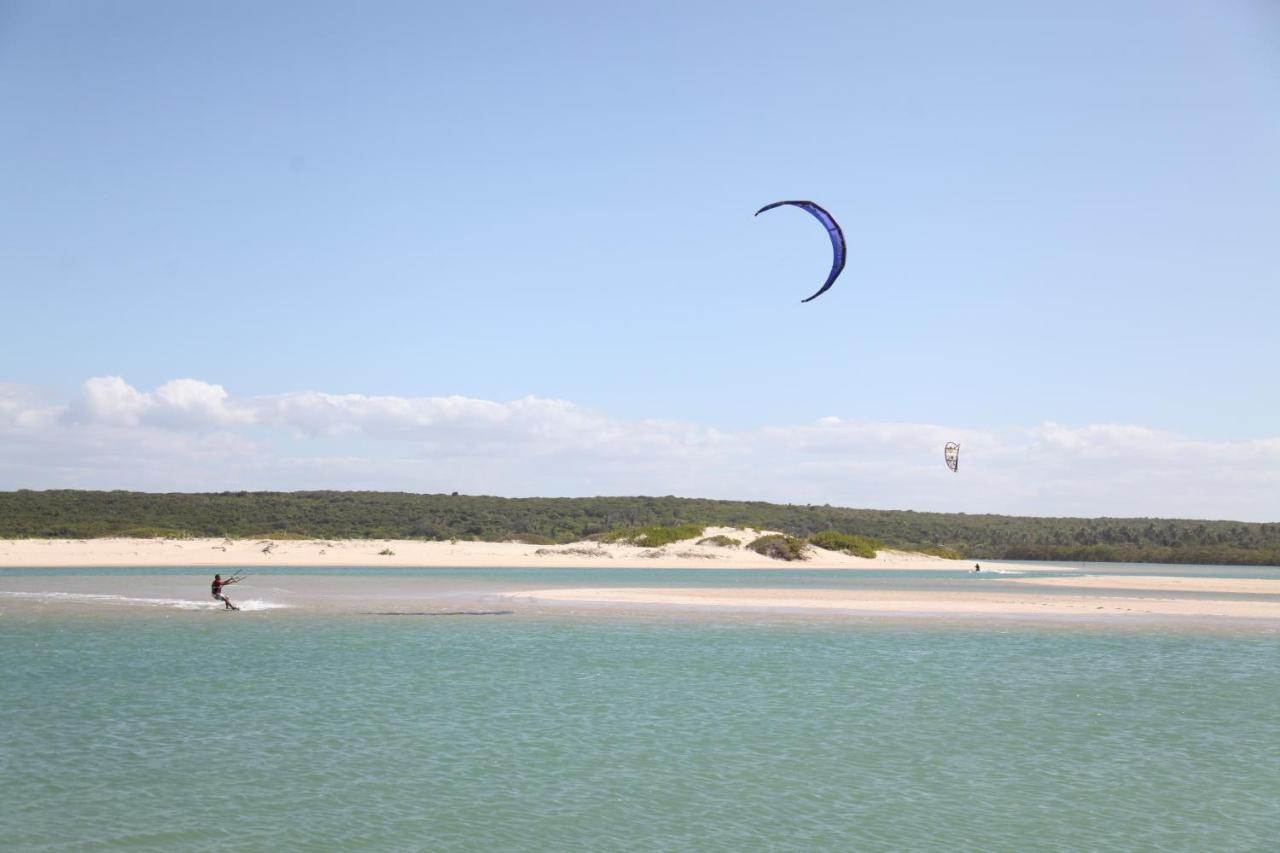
[755,200,846,303]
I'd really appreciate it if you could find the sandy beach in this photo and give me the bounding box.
[0,528,1011,571]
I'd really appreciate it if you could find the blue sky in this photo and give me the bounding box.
[2,1,1278,518]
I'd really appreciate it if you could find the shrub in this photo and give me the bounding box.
[508,533,556,545]
[747,534,809,561]
[909,545,964,560]
[535,546,611,558]
[600,523,706,548]
[809,531,881,558]
[697,535,741,548]
[116,527,190,539]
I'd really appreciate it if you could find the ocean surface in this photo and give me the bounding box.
[3,564,1279,850]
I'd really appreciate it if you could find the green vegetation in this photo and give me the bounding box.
[114,527,192,539]
[598,523,706,548]
[507,533,556,545]
[748,534,809,561]
[0,491,1278,566]
[809,531,881,558]
[697,535,741,548]
[907,545,964,560]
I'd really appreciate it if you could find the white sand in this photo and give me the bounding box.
[1004,575,1280,594]
[505,586,1280,620]
[0,527,1028,571]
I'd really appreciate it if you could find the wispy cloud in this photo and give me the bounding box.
[1,376,1277,521]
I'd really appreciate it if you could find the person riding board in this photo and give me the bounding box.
[211,573,242,611]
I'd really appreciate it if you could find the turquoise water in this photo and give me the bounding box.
[3,577,1280,851]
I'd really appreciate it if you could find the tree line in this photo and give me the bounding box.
[1,490,1278,566]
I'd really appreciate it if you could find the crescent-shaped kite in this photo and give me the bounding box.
[755,200,846,302]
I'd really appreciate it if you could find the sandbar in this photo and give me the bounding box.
[506,586,1280,621]
[1004,575,1280,594]
[8,532,1277,625]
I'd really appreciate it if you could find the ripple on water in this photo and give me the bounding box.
[2,617,1278,850]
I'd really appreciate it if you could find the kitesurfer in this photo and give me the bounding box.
[211,573,241,611]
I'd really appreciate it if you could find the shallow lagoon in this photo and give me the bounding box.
[3,566,1279,850]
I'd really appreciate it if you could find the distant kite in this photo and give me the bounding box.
[944,442,960,473]
[755,200,846,302]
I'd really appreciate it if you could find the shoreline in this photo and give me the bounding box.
[4,533,1278,626]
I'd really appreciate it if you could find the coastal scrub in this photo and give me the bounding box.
[599,523,706,548]
[809,531,881,558]
[747,534,809,561]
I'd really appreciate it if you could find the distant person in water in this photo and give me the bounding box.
[973,564,981,572]
[211,573,241,611]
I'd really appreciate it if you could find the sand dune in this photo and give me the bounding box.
[0,528,1024,571]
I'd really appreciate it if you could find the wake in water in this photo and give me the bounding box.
[0,591,290,611]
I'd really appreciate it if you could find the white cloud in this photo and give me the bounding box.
[0,383,64,431]
[151,379,253,427]
[65,376,251,429]
[74,376,150,426]
[2,376,1278,521]
[257,391,604,446]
